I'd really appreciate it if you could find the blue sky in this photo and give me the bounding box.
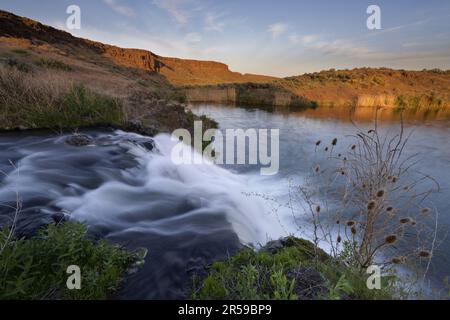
[1,0,450,76]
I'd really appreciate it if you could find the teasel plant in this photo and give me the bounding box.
[290,112,443,285]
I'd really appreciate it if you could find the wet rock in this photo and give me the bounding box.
[66,134,93,146]
[262,236,329,261]
[126,247,148,275]
[125,120,158,137]
[51,212,68,224]
[262,239,285,254]
[286,267,328,300]
[142,141,155,151]
[124,138,156,152]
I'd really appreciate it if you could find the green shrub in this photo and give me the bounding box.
[0,222,135,300]
[192,237,396,300]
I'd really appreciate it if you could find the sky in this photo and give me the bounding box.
[1,0,450,77]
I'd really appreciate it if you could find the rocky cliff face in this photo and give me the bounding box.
[0,10,276,86]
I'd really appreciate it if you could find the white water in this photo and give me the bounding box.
[0,131,287,246]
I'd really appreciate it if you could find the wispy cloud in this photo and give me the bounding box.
[205,12,225,32]
[153,0,189,24]
[267,22,287,38]
[289,33,371,57]
[102,0,135,17]
[289,34,319,44]
[185,32,202,44]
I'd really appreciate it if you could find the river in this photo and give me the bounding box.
[0,104,449,298]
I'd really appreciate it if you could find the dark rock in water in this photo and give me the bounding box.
[124,138,156,152]
[286,267,328,300]
[51,212,68,224]
[142,141,154,151]
[66,134,93,146]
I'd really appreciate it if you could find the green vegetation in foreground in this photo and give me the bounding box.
[192,237,397,300]
[0,65,124,130]
[0,222,136,299]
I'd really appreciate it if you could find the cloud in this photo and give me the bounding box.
[185,32,202,44]
[267,22,287,38]
[205,13,225,32]
[289,34,319,44]
[102,0,135,17]
[310,39,371,57]
[153,0,189,24]
[289,33,371,57]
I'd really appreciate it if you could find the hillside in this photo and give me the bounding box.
[275,68,450,108]
[1,9,449,111]
[0,10,275,86]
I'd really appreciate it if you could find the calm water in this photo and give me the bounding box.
[190,104,450,293]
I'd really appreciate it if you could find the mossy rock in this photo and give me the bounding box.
[192,237,396,300]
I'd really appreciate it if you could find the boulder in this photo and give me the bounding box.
[65,134,93,146]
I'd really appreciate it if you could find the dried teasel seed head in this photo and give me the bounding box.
[403,186,409,191]
[399,217,412,224]
[314,165,320,173]
[411,220,417,226]
[384,234,398,245]
[376,189,385,198]
[315,205,321,213]
[421,208,430,215]
[331,138,338,146]
[325,147,329,152]
[336,219,340,224]
[337,235,342,243]
[350,227,357,235]
[346,220,356,227]
[351,144,356,150]
[315,140,321,146]
[418,250,432,258]
[367,200,376,211]
[391,176,397,183]
[386,206,394,212]
[391,257,406,264]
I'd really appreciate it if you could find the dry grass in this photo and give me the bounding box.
[0,64,123,130]
[277,68,450,109]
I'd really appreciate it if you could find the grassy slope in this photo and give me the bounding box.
[276,68,450,108]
